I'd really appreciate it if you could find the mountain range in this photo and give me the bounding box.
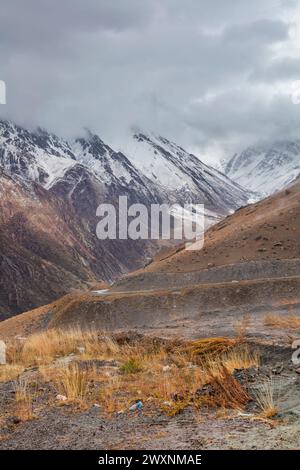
[0,119,250,317]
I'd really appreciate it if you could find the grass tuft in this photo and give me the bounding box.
[120,357,143,374]
[14,377,35,421]
[54,363,90,405]
[253,378,278,419]
[205,366,250,409]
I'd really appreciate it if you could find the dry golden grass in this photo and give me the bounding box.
[98,375,125,414]
[6,328,119,367]
[180,337,237,361]
[264,313,300,330]
[97,362,204,416]
[14,377,35,421]
[14,377,28,402]
[204,346,260,378]
[3,328,264,417]
[53,363,90,405]
[191,346,259,411]
[235,314,251,341]
[204,366,250,409]
[92,343,259,416]
[253,378,278,419]
[0,364,24,383]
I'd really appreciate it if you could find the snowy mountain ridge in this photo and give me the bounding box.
[224,141,300,196]
[0,120,250,219]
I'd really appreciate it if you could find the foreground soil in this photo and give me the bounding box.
[1,405,299,450]
[0,336,300,450]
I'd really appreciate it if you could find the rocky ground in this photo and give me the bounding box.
[1,403,300,450]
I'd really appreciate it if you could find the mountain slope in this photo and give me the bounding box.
[0,119,251,317]
[143,181,300,274]
[0,164,163,318]
[224,141,300,196]
[0,121,76,187]
[123,131,250,214]
[0,170,98,318]
[5,179,300,336]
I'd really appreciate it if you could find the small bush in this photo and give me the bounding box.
[120,357,143,374]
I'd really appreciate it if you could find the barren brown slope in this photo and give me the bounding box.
[143,181,300,274]
[0,294,78,339]
[3,274,300,341]
[105,180,300,294]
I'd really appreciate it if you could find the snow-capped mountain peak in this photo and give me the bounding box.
[224,141,300,196]
[120,130,250,213]
[0,120,251,220]
[0,120,76,188]
[71,130,146,187]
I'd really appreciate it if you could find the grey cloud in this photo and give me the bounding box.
[250,57,300,82]
[223,19,290,44]
[0,0,299,161]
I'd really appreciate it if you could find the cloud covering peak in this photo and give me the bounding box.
[1,0,300,164]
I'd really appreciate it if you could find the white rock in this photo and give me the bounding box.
[56,394,67,401]
[0,340,6,365]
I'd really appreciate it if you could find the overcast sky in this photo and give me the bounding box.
[1,0,300,164]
